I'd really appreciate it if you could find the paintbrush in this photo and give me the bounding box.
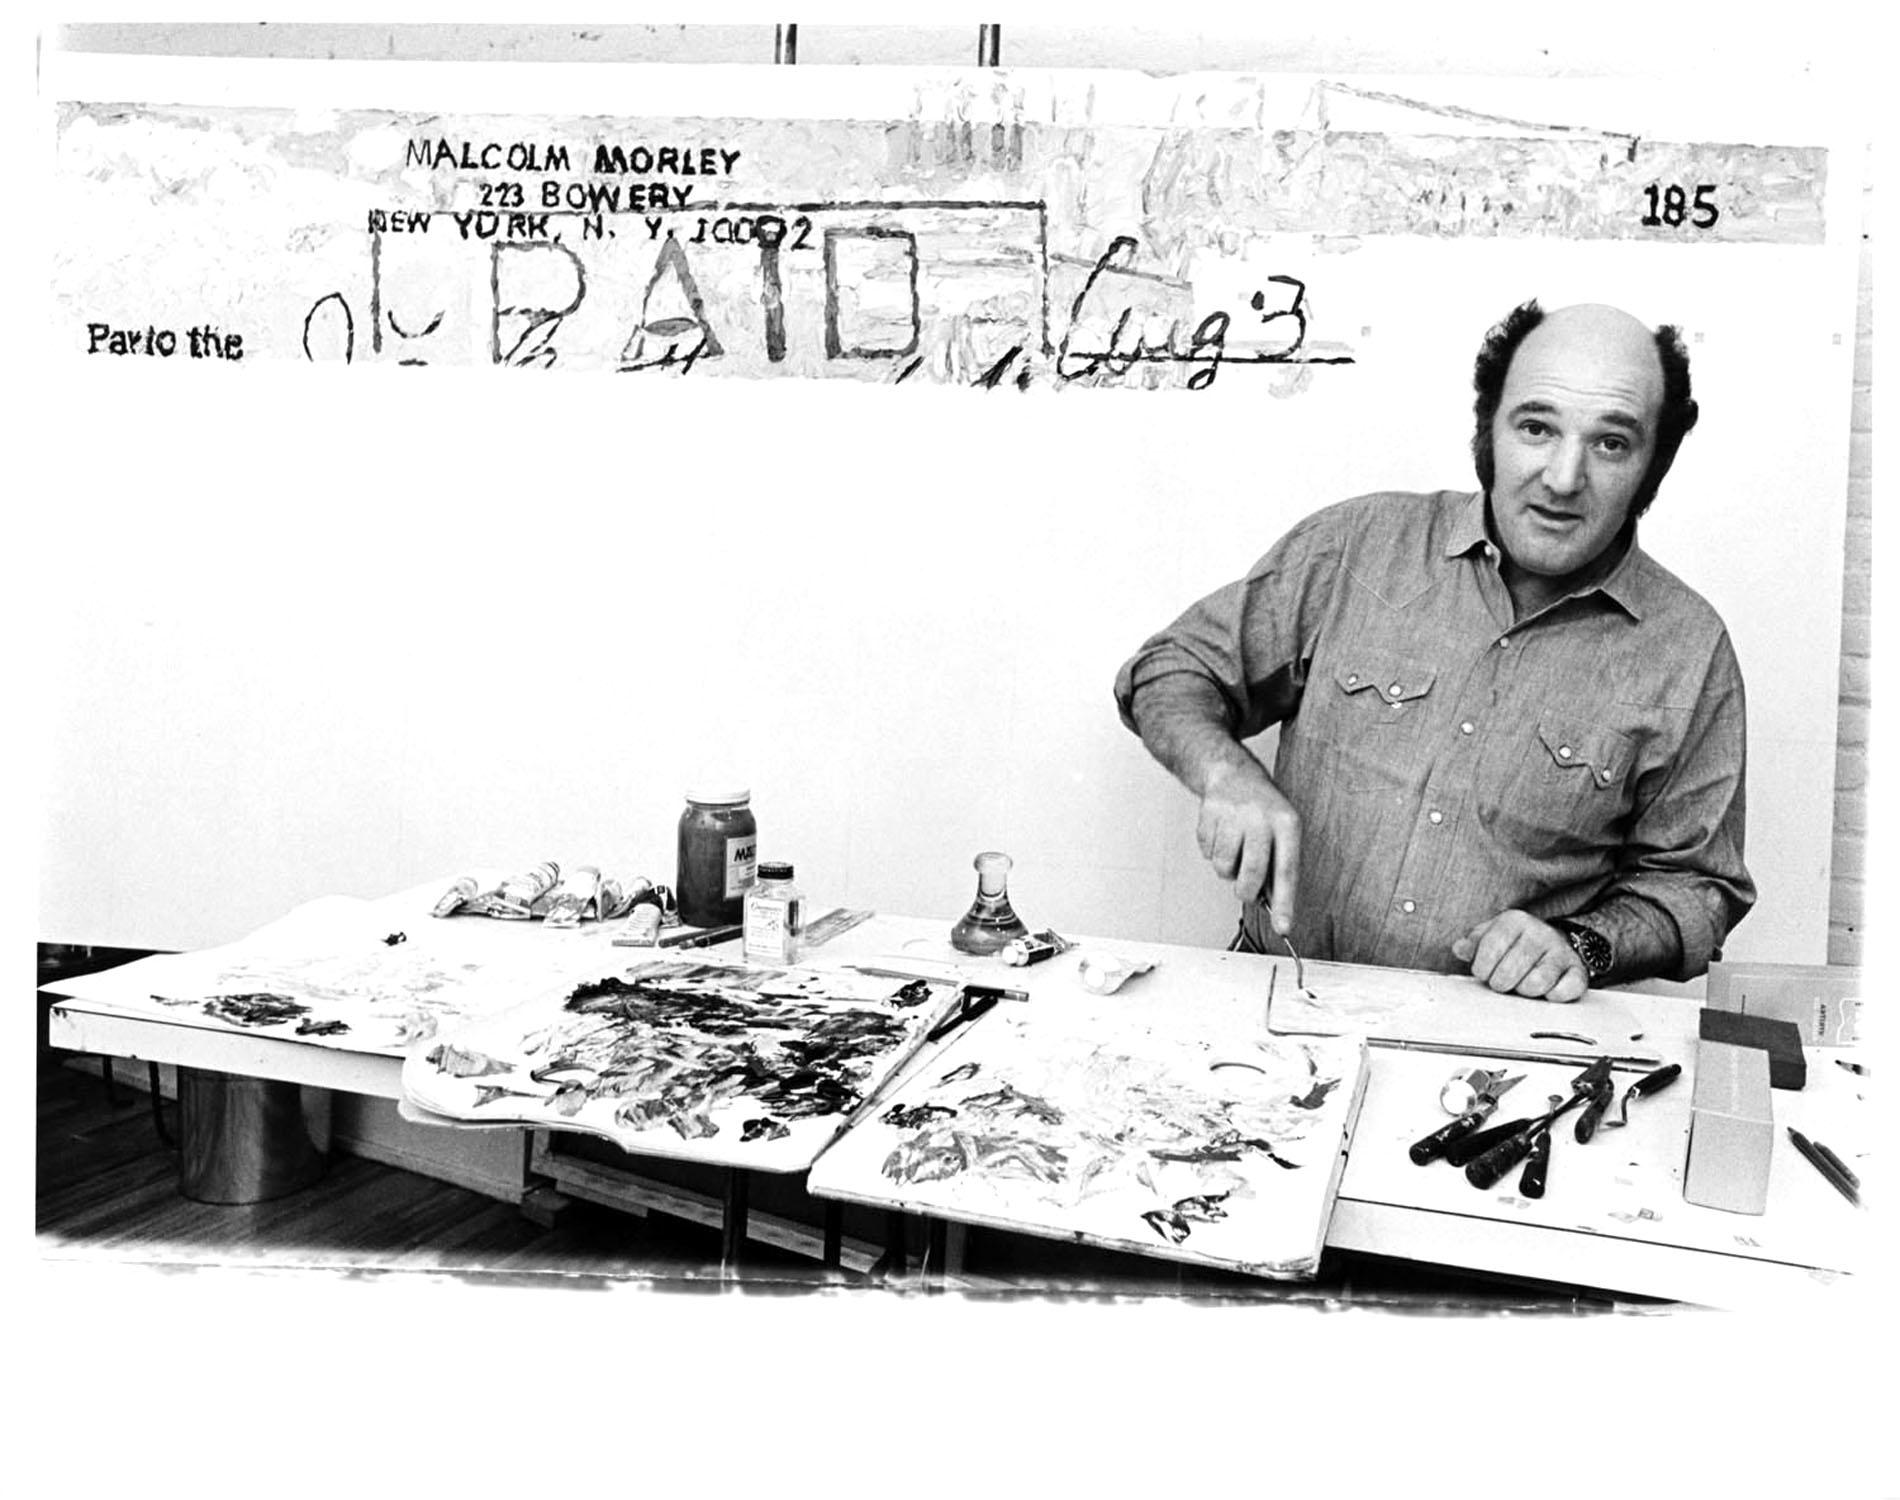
[1367,1037,1664,1071]
[659,923,743,949]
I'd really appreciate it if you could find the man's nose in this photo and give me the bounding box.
[1543,437,1586,496]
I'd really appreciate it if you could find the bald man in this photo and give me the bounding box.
[1114,300,1754,1000]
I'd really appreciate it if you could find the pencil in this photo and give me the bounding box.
[1787,1127,1860,1207]
[1810,1136,1862,1191]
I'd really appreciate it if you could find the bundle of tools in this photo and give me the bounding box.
[1409,1058,1683,1198]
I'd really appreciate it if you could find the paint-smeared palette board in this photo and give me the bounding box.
[400,956,964,1173]
[37,879,637,1056]
[807,1005,1370,1278]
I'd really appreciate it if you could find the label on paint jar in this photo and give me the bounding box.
[744,891,802,964]
[724,835,758,899]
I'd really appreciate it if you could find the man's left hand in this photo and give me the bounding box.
[1451,910,1589,1002]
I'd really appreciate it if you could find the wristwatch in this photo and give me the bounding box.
[1555,920,1613,983]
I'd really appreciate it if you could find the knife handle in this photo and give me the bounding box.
[1443,1116,1533,1167]
[1631,1063,1682,1098]
[1519,1129,1552,1198]
[1466,1128,1537,1189]
[1409,1111,1487,1165]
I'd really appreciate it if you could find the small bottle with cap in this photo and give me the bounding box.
[744,861,804,966]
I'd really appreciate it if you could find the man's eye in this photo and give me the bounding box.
[1596,435,1631,456]
[1517,420,1550,438]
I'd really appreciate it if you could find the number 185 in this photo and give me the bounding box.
[1642,182,1720,229]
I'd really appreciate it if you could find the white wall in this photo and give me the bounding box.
[32,48,1866,970]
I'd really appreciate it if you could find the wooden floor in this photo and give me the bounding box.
[34,1045,817,1286]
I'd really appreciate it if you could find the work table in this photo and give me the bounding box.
[43,896,1873,1309]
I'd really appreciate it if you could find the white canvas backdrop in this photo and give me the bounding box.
[32,56,1861,965]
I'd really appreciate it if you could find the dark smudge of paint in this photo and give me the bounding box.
[1288,1077,1341,1110]
[1141,1190,1232,1244]
[533,964,933,1141]
[958,1082,1063,1126]
[891,979,933,1008]
[471,1084,541,1108]
[427,1042,513,1077]
[1150,1128,1301,1169]
[882,1102,958,1129]
[203,992,309,1027]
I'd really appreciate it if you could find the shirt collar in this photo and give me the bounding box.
[1445,491,1650,622]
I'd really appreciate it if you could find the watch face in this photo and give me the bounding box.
[1565,925,1612,979]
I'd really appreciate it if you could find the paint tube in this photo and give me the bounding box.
[1077,952,1155,995]
[596,875,626,920]
[613,904,664,947]
[599,875,655,922]
[484,861,561,919]
[430,875,483,918]
[1002,928,1075,966]
[541,866,602,928]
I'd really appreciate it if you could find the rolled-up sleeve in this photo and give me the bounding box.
[1113,508,1344,739]
[1611,630,1756,976]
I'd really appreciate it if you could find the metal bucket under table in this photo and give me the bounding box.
[177,1068,332,1204]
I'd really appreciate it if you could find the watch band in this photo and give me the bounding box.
[1557,920,1613,982]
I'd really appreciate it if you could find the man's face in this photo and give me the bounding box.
[1488,307,1663,596]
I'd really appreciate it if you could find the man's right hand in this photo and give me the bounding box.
[1197,758,1302,932]
[1125,674,1303,932]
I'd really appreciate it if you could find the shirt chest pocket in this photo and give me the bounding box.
[1495,714,1635,853]
[1321,654,1438,792]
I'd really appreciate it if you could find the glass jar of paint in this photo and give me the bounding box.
[744,861,804,965]
[676,788,757,929]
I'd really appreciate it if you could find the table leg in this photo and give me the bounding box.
[884,1209,907,1278]
[924,1218,948,1291]
[822,1201,843,1268]
[721,1168,750,1273]
[943,1220,969,1277]
[148,1061,175,1150]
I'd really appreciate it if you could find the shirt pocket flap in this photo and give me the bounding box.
[1334,656,1437,704]
[1535,716,1630,783]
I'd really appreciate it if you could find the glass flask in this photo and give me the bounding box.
[949,850,1029,955]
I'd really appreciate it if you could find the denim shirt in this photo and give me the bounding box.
[1114,491,1754,979]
